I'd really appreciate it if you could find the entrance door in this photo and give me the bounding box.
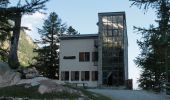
[107,72,113,86]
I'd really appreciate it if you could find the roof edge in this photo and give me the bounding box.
[60,34,98,40]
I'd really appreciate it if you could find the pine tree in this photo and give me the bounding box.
[0,0,10,45]
[34,12,66,79]
[0,0,10,62]
[66,26,79,35]
[131,0,170,90]
[0,0,9,7]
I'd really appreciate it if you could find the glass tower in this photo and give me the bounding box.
[98,12,128,86]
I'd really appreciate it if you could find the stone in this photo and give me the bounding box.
[38,85,50,94]
[22,67,39,79]
[17,77,48,87]
[0,62,10,75]
[38,80,82,95]
[0,97,13,100]
[0,62,21,87]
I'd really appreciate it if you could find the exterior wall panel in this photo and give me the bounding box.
[60,39,98,87]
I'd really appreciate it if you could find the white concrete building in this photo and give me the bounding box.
[59,35,98,87]
[59,12,128,87]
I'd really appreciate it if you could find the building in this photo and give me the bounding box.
[59,12,128,87]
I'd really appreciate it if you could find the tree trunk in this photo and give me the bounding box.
[8,14,21,69]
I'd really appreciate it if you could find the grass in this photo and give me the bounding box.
[0,84,111,100]
[0,85,79,99]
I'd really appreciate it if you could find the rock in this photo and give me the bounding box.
[22,67,39,79]
[38,80,66,94]
[38,80,82,95]
[0,97,13,100]
[38,80,61,94]
[0,62,21,87]
[38,85,50,94]
[0,97,30,100]
[17,77,48,87]
[0,62,10,75]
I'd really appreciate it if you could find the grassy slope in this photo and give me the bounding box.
[0,85,111,100]
[0,85,79,99]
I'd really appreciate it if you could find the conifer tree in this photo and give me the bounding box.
[34,12,66,79]
[66,26,79,35]
[0,0,10,61]
[130,0,170,90]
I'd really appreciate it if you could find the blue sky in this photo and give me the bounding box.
[19,0,157,89]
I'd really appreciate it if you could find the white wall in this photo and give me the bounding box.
[59,38,98,87]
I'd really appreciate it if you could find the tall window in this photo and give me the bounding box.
[92,52,98,61]
[79,52,90,61]
[81,71,89,81]
[71,71,79,81]
[61,71,69,81]
[92,71,98,81]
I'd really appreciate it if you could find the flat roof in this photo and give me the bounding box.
[60,34,98,40]
[98,11,125,16]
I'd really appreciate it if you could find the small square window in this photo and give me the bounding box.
[71,71,79,81]
[61,71,69,81]
[92,52,98,62]
[81,71,89,81]
[92,71,98,81]
[79,52,90,62]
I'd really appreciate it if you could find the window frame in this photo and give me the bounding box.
[61,71,69,81]
[92,52,98,62]
[92,71,98,81]
[71,71,79,81]
[81,71,90,81]
[79,52,90,62]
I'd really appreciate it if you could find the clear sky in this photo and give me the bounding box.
[19,0,157,89]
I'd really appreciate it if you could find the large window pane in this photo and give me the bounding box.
[107,30,112,36]
[79,52,90,61]
[81,71,89,81]
[85,52,90,61]
[92,71,98,81]
[92,52,98,61]
[107,37,113,44]
[61,71,69,81]
[85,71,89,81]
[102,16,107,22]
[79,52,84,61]
[71,71,79,81]
[61,71,65,81]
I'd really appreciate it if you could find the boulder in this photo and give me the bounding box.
[38,80,82,95]
[0,62,10,75]
[22,67,39,79]
[0,62,21,87]
[0,97,13,100]
[17,77,48,87]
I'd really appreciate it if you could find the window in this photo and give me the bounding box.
[79,52,90,61]
[61,71,69,81]
[92,52,98,61]
[81,71,89,81]
[92,71,98,81]
[71,71,79,81]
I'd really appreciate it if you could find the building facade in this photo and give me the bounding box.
[59,12,128,87]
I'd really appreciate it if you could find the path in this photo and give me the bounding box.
[88,89,170,100]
